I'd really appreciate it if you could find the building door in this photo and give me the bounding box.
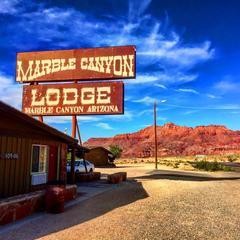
[48,145,58,181]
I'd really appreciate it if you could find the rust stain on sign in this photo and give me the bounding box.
[16,46,136,83]
[22,82,124,116]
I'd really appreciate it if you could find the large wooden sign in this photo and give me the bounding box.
[16,46,136,83]
[22,82,124,116]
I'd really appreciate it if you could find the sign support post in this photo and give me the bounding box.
[38,116,43,122]
[71,115,77,180]
[76,122,82,146]
[72,115,87,173]
[72,116,77,139]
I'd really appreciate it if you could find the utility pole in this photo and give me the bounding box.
[154,99,158,169]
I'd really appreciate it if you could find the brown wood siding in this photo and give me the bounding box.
[0,136,31,197]
[0,136,6,197]
[0,101,74,198]
[0,135,67,198]
[85,149,109,166]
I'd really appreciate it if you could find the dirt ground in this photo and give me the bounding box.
[1,163,240,240]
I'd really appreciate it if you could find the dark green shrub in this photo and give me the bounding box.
[222,166,234,172]
[173,162,179,168]
[193,160,226,171]
[227,154,238,162]
[109,145,123,158]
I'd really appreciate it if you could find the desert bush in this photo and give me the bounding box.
[194,160,221,171]
[222,166,233,171]
[109,145,123,158]
[173,162,180,168]
[227,154,238,162]
[193,160,233,171]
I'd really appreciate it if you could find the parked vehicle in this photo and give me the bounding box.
[66,159,95,173]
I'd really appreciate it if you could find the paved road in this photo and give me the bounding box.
[1,164,240,240]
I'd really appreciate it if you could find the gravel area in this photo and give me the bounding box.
[1,164,240,240]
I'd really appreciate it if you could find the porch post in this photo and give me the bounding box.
[70,147,75,183]
[83,151,88,173]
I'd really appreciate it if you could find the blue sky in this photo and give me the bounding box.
[1,0,240,141]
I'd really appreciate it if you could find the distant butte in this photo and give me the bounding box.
[84,123,240,157]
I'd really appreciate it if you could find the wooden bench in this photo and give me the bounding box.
[107,172,127,184]
[76,172,101,182]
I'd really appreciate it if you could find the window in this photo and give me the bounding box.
[75,161,83,166]
[31,145,48,173]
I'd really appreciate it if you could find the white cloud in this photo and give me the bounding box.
[138,106,167,116]
[206,94,221,99]
[95,122,114,130]
[139,41,214,68]
[127,74,159,84]
[128,0,152,22]
[133,96,155,104]
[0,0,20,14]
[4,2,213,88]
[138,109,153,116]
[0,1,217,129]
[214,79,240,93]
[43,116,99,124]
[43,116,72,124]
[182,110,199,115]
[214,104,240,110]
[141,124,152,128]
[161,102,240,110]
[0,72,22,109]
[176,88,199,94]
[77,116,100,122]
[157,116,167,121]
[124,96,132,101]
[103,110,133,121]
[128,72,198,85]
[154,83,167,89]
[133,97,167,105]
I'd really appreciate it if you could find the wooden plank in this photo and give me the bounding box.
[3,136,11,197]
[13,137,22,194]
[1,136,8,197]
[24,138,32,192]
[0,136,4,197]
[19,138,26,194]
[16,45,136,83]
[8,137,17,196]
[22,81,124,116]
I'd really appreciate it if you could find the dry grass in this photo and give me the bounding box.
[116,154,239,172]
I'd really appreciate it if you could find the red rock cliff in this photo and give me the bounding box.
[84,123,240,157]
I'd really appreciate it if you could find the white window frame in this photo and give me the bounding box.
[31,144,49,175]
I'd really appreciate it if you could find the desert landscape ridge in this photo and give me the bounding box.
[85,123,240,157]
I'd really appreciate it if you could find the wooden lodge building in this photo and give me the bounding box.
[85,147,115,166]
[0,101,83,198]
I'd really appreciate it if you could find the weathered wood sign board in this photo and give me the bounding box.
[16,46,136,83]
[22,82,124,116]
